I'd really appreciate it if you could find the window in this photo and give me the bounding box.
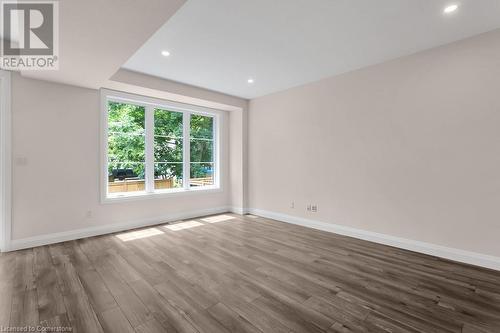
[154,108,184,190]
[102,91,220,201]
[107,102,146,194]
[190,114,215,187]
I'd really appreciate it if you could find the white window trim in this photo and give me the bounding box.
[100,89,222,204]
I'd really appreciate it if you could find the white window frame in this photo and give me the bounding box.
[100,89,221,203]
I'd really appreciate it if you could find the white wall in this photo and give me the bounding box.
[229,109,248,211]
[11,74,233,241]
[248,29,500,258]
[0,70,12,251]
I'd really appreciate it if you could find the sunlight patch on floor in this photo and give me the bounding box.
[116,228,164,241]
[201,214,236,223]
[164,220,204,231]
[245,214,259,219]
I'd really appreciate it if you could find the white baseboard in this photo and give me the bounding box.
[247,208,500,272]
[8,206,230,252]
[8,206,500,272]
[230,206,248,215]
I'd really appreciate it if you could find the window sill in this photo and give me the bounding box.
[102,186,222,204]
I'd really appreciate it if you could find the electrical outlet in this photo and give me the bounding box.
[307,204,311,211]
[311,205,318,213]
[290,201,295,209]
[86,210,93,218]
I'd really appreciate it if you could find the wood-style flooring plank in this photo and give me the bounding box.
[97,307,136,333]
[1,213,500,333]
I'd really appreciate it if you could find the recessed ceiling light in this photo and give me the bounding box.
[247,78,255,84]
[443,4,458,14]
[161,50,170,57]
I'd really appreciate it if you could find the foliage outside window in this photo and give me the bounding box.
[108,102,146,194]
[105,97,218,198]
[190,114,215,187]
[154,108,184,190]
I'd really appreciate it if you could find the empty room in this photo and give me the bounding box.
[1,0,500,332]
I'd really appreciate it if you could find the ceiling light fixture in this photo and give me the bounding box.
[443,4,458,14]
[247,78,255,84]
[161,50,170,57]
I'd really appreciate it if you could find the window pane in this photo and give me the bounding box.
[154,136,183,163]
[190,114,213,139]
[108,102,145,162]
[190,114,214,188]
[190,163,214,187]
[155,109,183,137]
[108,102,145,135]
[154,109,184,191]
[108,162,145,194]
[107,102,146,195]
[190,139,213,163]
[154,163,183,190]
[108,133,145,162]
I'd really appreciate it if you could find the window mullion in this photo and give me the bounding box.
[145,105,154,193]
[183,112,190,189]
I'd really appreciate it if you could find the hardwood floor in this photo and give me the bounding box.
[1,213,500,333]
